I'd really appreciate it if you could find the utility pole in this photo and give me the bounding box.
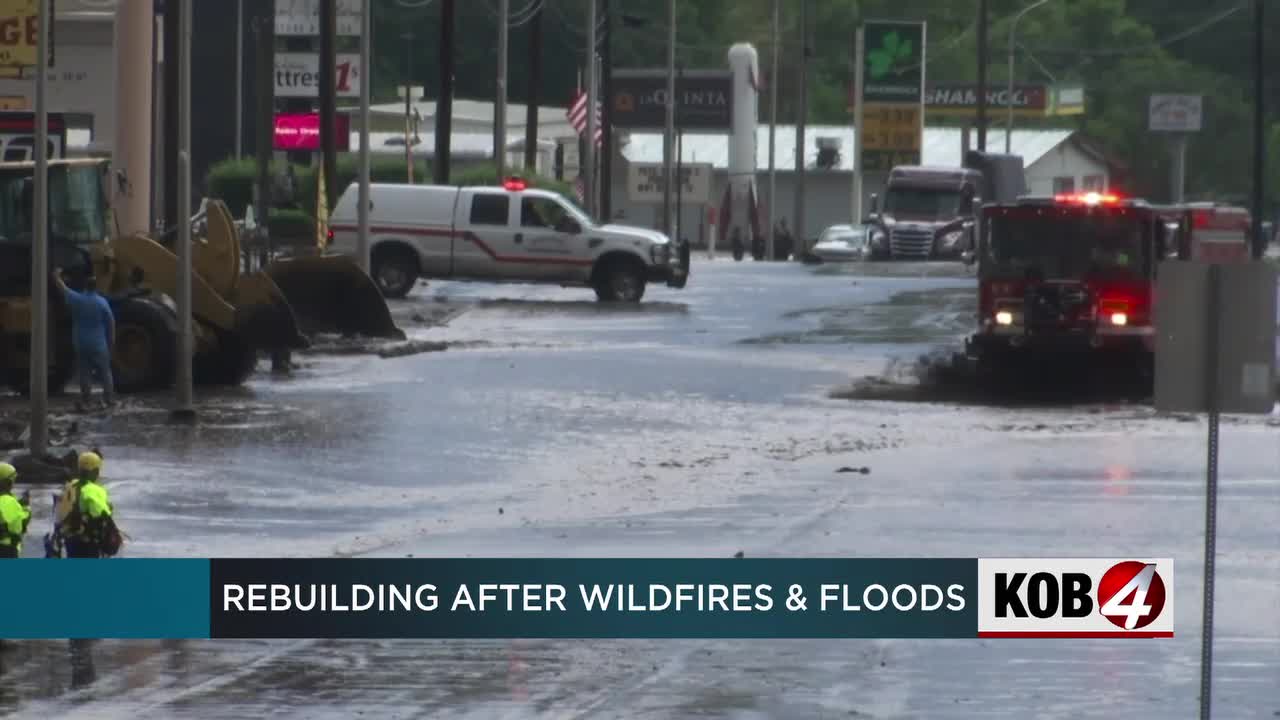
[235,0,244,158]
[524,2,543,170]
[661,0,675,237]
[255,11,274,260]
[319,0,338,210]
[976,0,988,151]
[435,0,455,183]
[403,33,414,183]
[600,0,614,218]
[28,0,49,456]
[163,0,180,235]
[584,0,598,219]
[1171,135,1187,203]
[357,0,372,273]
[793,0,809,258]
[496,0,509,179]
[1251,0,1265,259]
[172,0,195,422]
[766,0,778,261]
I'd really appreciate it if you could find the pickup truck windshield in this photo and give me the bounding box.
[987,207,1148,279]
[884,187,962,220]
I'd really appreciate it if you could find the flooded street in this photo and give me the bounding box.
[2,258,1278,719]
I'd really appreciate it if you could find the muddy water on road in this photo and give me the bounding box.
[3,259,1277,719]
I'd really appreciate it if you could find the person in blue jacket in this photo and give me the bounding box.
[52,267,115,408]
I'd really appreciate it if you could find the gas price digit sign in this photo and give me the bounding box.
[860,103,921,171]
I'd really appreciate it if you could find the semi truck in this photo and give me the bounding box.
[864,152,1027,261]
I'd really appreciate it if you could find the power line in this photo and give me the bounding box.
[1014,3,1247,57]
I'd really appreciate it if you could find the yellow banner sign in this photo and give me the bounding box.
[0,0,51,69]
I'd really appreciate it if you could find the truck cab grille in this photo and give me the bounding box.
[889,228,933,259]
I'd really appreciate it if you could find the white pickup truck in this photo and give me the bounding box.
[328,179,689,301]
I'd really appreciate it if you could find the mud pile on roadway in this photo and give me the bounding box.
[0,402,96,484]
[831,347,1163,407]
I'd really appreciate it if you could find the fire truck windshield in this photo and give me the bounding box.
[883,187,962,220]
[986,208,1148,279]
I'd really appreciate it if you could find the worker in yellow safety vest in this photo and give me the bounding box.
[0,462,31,558]
[58,452,120,558]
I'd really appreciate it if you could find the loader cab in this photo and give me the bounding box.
[0,159,111,295]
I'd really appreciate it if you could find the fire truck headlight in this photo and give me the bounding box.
[1110,312,1128,327]
[995,311,1014,326]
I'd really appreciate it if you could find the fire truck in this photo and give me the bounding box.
[964,191,1252,382]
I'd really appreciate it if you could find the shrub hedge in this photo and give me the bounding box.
[206,158,577,242]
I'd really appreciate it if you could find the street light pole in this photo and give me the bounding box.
[172,0,195,422]
[1250,0,1265,259]
[661,0,676,237]
[357,0,372,274]
[766,0,778,261]
[584,0,598,219]
[403,33,414,183]
[1007,0,1051,154]
[496,0,509,179]
[235,0,243,158]
[29,0,49,455]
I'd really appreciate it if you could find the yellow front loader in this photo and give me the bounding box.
[0,159,401,395]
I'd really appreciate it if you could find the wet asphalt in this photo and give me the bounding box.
[1,256,1278,719]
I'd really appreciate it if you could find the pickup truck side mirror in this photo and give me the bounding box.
[555,216,582,235]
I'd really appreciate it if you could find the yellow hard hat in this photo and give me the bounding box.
[78,452,102,472]
[0,462,15,483]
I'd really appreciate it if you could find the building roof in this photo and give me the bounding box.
[367,98,571,128]
[621,126,1078,172]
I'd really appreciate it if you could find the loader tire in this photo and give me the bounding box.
[111,297,178,393]
[193,331,259,387]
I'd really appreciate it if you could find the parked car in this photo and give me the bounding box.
[811,224,869,263]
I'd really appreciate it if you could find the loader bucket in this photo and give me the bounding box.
[230,270,310,351]
[264,255,405,340]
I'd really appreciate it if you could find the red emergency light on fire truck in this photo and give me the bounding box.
[964,191,1252,385]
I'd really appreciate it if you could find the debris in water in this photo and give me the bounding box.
[378,340,450,359]
[498,507,504,515]
[835,466,871,475]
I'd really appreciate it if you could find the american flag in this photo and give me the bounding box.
[567,90,603,147]
[572,174,586,203]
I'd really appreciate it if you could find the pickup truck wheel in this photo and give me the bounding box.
[594,259,647,303]
[371,246,418,299]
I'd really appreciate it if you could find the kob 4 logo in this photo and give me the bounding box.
[978,559,1173,638]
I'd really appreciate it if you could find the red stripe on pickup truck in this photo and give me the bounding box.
[329,224,596,267]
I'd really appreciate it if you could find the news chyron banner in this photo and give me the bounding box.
[0,559,1173,640]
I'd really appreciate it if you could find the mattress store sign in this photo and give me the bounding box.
[275,53,361,98]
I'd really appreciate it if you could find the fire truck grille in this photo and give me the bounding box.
[889,228,933,259]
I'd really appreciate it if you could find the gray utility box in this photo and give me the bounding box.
[1155,261,1279,415]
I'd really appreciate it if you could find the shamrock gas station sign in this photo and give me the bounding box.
[856,21,925,172]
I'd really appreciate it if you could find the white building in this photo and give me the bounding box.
[614,126,1111,241]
